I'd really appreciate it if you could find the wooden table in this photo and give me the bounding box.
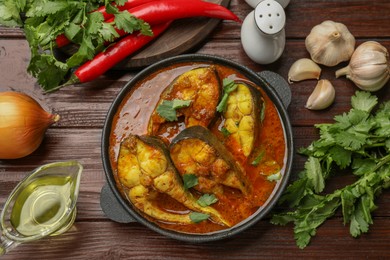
[1,0,390,258]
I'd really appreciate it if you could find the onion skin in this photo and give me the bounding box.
[0,92,60,159]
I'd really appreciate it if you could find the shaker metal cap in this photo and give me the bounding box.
[254,0,286,36]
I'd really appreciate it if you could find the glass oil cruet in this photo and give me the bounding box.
[0,161,83,256]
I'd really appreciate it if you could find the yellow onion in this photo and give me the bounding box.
[0,91,60,159]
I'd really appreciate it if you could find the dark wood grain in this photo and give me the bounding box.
[1,0,390,259]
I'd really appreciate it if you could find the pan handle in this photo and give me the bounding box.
[258,70,291,109]
[100,183,137,223]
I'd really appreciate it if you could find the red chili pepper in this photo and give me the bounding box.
[56,0,240,48]
[64,22,171,85]
[96,0,157,20]
[128,0,241,24]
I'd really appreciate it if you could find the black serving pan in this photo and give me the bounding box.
[100,54,293,243]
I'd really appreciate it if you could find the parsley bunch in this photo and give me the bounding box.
[271,91,390,249]
[0,0,151,91]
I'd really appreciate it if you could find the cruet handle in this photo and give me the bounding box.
[0,232,19,256]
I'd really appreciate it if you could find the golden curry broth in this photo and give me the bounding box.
[109,62,286,234]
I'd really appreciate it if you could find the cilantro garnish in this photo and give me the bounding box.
[251,150,265,166]
[189,212,210,223]
[220,127,231,137]
[271,91,390,249]
[197,194,218,207]
[182,174,198,190]
[260,101,266,123]
[0,0,151,91]
[216,78,238,112]
[267,171,281,182]
[156,99,192,122]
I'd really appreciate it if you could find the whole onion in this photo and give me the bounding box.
[0,91,60,159]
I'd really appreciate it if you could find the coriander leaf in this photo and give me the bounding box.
[347,109,370,126]
[114,11,152,36]
[139,20,153,36]
[335,130,366,151]
[333,113,352,130]
[190,212,210,223]
[374,102,390,137]
[260,101,266,123]
[183,174,198,190]
[352,158,376,176]
[220,127,231,137]
[350,199,372,237]
[28,54,68,92]
[114,11,136,33]
[86,11,104,35]
[305,157,324,193]
[172,99,192,109]
[157,100,177,121]
[251,150,265,166]
[26,1,69,17]
[351,91,378,112]
[105,3,119,15]
[157,99,191,122]
[64,22,82,42]
[328,145,351,169]
[267,171,282,182]
[277,177,309,207]
[341,188,355,225]
[100,22,120,42]
[115,0,128,6]
[15,0,27,11]
[0,1,23,26]
[270,212,296,225]
[197,194,218,207]
[216,78,238,112]
[66,35,95,68]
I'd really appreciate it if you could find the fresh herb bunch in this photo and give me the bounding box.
[0,0,151,91]
[271,91,390,249]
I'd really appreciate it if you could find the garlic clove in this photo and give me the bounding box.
[335,41,390,92]
[288,58,321,83]
[305,79,335,110]
[305,20,355,66]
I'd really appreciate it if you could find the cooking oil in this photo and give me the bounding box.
[9,175,76,237]
[0,161,82,256]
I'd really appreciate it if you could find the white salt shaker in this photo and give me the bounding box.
[245,0,290,8]
[241,0,286,64]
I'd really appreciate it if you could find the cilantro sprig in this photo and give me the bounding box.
[156,99,192,122]
[0,0,151,91]
[182,174,198,190]
[197,194,218,207]
[189,212,210,223]
[216,78,238,112]
[271,91,390,249]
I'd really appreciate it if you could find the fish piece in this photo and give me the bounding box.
[223,82,263,157]
[170,126,251,196]
[117,134,231,226]
[148,66,221,136]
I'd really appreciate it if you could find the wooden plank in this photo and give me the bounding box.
[1,217,389,259]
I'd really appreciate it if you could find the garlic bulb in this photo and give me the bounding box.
[0,92,60,159]
[288,58,321,83]
[306,80,335,110]
[305,20,355,66]
[335,41,390,92]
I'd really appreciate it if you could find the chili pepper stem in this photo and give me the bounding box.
[46,74,80,93]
